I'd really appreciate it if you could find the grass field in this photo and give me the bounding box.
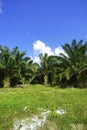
[0,84,87,130]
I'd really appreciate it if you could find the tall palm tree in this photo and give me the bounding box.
[0,45,15,87]
[57,39,87,87]
[27,61,39,84]
[38,53,58,85]
[0,46,30,87]
[11,47,30,86]
[12,47,39,85]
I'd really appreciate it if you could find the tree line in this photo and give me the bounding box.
[0,39,87,88]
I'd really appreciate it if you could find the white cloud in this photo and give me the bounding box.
[33,40,54,56]
[0,0,3,14]
[33,56,40,64]
[54,46,66,56]
[33,40,67,64]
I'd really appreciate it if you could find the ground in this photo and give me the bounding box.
[0,84,87,130]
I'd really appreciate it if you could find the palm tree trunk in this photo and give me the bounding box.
[44,74,48,86]
[4,77,10,88]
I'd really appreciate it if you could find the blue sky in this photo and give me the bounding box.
[0,0,87,60]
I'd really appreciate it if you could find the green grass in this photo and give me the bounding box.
[0,84,87,130]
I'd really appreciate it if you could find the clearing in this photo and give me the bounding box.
[0,84,87,130]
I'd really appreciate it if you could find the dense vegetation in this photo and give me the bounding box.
[0,85,87,130]
[0,39,87,88]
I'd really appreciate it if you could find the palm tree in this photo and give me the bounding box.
[12,47,39,85]
[11,47,30,86]
[0,46,30,87]
[27,61,39,84]
[38,53,58,85]
[57,39,87,87]
[0,45,15,87]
